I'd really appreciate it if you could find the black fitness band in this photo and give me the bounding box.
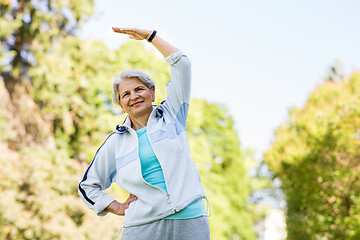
[147,30,157,42]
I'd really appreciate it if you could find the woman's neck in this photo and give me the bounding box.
[129,113,151,130]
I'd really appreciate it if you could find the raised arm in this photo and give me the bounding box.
[112,27,177,58]
[112,27,191,118]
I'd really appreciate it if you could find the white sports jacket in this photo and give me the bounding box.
[78,50,207,228]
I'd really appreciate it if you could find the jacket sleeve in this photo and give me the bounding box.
[164,49,192,122]
[78,134,117,216]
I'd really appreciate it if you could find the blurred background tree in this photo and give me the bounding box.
[0,0,94,148]
[187,99,257,240]
[264,71,360,240]
[0,0,259,239]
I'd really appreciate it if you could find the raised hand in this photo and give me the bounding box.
[112,27,152,41]
[112,26,177,58]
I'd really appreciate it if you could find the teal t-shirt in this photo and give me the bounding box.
[136,126,206,219]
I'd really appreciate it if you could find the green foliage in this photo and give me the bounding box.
[29,38,171,161]
[264,72,360,239]
[29,37,117,160]
[0,0,95,148]
[1,1,258,239]
[0,139,122,240]
[1,0,94,78]
[188,99,256,240]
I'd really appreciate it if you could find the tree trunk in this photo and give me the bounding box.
[1,72,54,149]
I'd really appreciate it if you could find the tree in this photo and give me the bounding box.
[188,99,256,240]
[0,0,94,148]
[1,1,259,238]
[264,72,360,239]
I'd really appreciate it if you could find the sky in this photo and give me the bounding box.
[79,0,360,157]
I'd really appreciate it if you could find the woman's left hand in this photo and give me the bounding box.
[105,194,138,216]
[112,27,152,41]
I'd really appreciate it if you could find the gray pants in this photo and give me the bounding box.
[121,216,210,240]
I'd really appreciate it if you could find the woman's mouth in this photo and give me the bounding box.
[131,101,144,107]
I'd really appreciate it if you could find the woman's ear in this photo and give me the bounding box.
[150,86,155,102]
[119,102,126,113]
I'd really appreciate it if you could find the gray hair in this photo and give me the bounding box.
[112,70,156,106]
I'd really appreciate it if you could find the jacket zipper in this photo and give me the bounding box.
[132,127,171,204]
[145,130,171,203]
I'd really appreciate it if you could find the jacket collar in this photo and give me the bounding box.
[115,105,163,134]
[115,116,131,133]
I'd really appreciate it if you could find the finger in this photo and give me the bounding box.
[129,196,137,201]
[112,27,132,34]
[127,196,138,203]
[116,27,134,33]
[126,194,135,201]
[114,29,129,34]
[120,27,137,32]
[112,27,123,32]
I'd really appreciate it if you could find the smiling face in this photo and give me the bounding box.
[118,77,155,119]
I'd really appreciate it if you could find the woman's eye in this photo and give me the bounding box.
[122,93,129,98]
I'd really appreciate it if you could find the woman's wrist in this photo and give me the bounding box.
[145,30,154,41]
[147,30,157,42]
[106,200,124,215]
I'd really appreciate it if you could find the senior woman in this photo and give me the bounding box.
[78,27,210,240]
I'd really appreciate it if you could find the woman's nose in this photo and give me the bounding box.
[129,91,139,99]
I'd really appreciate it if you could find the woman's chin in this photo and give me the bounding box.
[129,106,152,118]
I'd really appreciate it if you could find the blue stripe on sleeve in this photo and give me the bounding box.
[175,102,189,129]
[149,102,189,143]
[78,132,115,206]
